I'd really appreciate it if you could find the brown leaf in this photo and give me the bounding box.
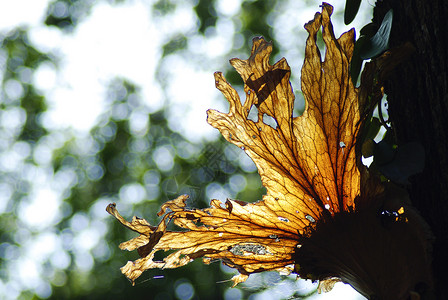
[207,3,361,224]
[108,195,297,286]
[107,3,379,289]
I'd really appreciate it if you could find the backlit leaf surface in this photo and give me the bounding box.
[108,3,366,287]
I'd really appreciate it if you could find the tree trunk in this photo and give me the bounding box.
[374,1,448,298]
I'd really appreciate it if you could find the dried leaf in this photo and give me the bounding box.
[107,4,432,298]
[318,277,342,293]
[108,195,298,286]
[208,4,361,219]
[108,3,363,286]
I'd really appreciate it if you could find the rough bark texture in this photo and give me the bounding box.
[374,1,448,298]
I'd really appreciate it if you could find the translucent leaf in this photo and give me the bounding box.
[109,3,365,288]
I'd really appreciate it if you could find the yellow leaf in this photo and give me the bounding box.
[208,5,361,220]
[108,2,362,286]
[108,4,432,299]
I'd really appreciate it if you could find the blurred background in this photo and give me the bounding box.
[0,0,372,299]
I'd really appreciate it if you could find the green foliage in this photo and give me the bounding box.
[1,29,50,142]
[44,0,95,31]
[153,0,177,16]
[162,34,188,57]
[350,9,393,84]
[240,0,276,44]
[194,0,218,34]
[346,4,422,185]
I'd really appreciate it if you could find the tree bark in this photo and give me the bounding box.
[374,1,448,298]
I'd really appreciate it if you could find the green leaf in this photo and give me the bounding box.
[359,22,378,37]
[360,117,381,158]
[365,117,381,140]
[344,0,362,25]
[373,139,395,166]
[374,141,425,184]
[360,9,393,59]
[362,139,375,158]
[350,35,367,85]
